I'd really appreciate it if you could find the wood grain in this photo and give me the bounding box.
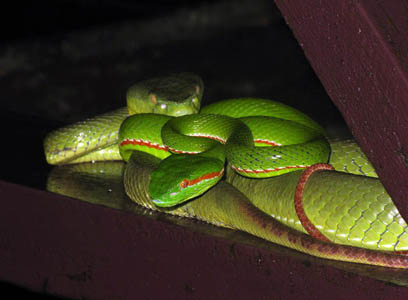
[275,0,408,221]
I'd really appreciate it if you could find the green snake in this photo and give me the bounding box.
[44,73,408,268]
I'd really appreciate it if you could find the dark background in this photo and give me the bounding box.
[1,0,345,128]
[1,0,348,298]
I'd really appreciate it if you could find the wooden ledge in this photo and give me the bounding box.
[1,180,408,299]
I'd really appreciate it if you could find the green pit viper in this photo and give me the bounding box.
[44,73,408,268]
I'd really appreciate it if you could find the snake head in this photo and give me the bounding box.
[152,99,200,117]
[149,154,224,207]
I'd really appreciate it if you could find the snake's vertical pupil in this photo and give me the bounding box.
[151,94,157,104]
[180,179,189,189]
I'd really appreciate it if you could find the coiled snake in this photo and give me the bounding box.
[44,73,408,268]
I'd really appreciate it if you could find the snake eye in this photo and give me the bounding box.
[151,94,157,104]
[180,179,189,189]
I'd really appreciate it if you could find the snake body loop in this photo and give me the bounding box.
[119,106,330,206]
[44,73,408,268]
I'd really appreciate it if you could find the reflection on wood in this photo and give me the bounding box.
[47,161,408,286]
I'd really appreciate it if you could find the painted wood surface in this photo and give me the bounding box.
[274,0,408,221]
[1,180,408,299]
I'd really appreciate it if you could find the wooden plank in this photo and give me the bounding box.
[1,180,408,299]
[274,0,408,221]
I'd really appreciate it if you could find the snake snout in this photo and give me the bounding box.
[172,108,196,117]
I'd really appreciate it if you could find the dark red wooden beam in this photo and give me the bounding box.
[274,0,408,221]
[2,180,408,299]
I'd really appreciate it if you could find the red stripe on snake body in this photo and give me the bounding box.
[180,168,224,188]
[231,165,307,174]
[254,139,280,146]
[120,138,169,152]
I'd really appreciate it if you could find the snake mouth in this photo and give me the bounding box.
[151,197,187,208]
[171,108,197,117]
